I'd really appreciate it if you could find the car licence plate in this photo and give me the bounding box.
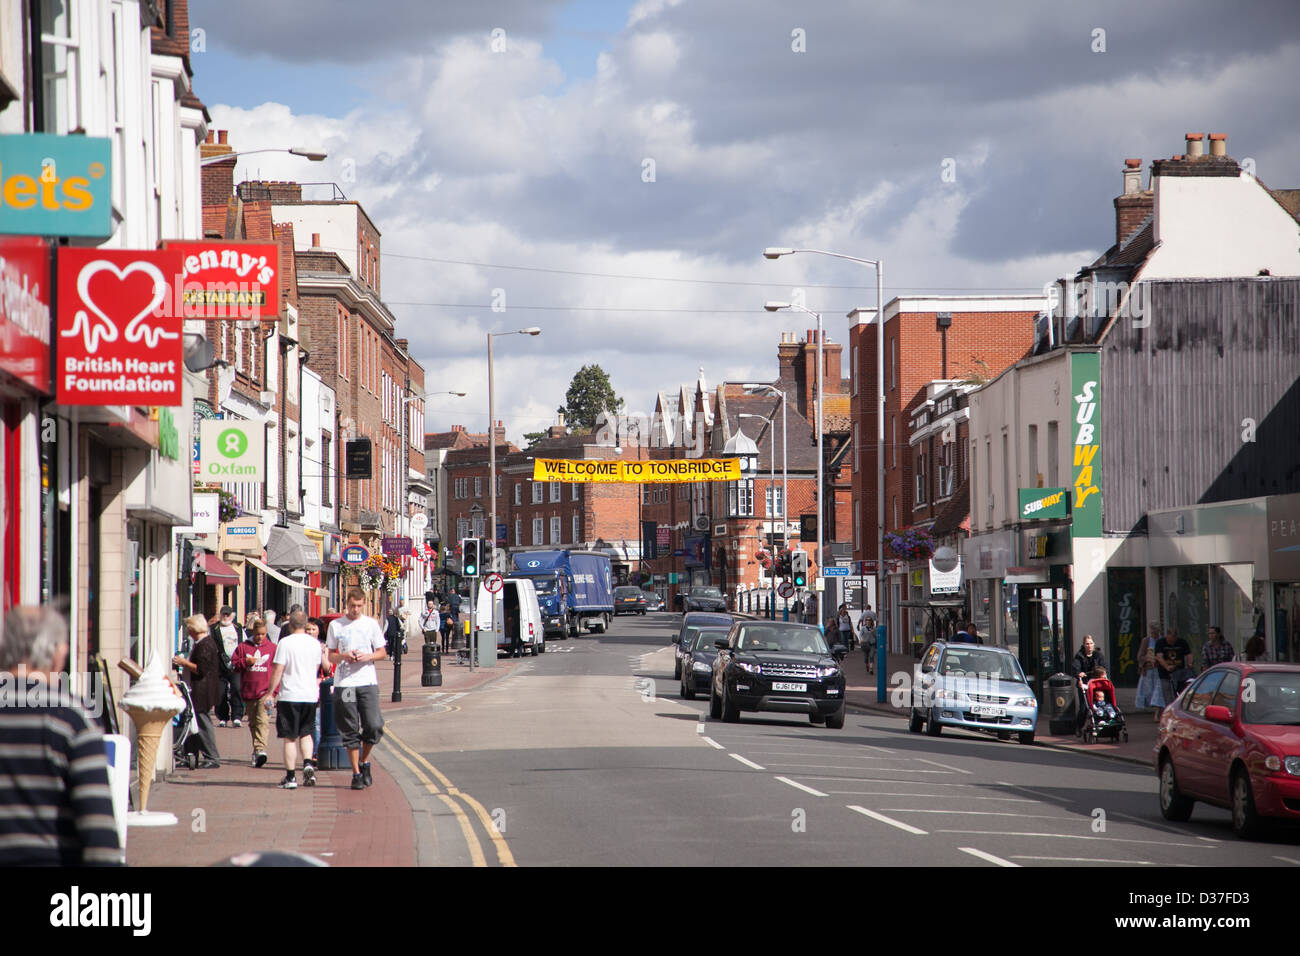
[772,682,807,692]
[971,705,1005,717]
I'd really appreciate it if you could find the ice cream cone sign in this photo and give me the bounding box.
[119,653,184,825]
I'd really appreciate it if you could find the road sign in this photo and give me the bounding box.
[484,572,503,594]
[778,581,795,599]
[823,566,850,577]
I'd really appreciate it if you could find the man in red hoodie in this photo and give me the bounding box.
[231,618,276,768]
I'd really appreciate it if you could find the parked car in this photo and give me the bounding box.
[673,612,734,680]
[1155,662,1300,838]
[680,627,731,699]
[684,586,727,612]
[908,641,1038,745]
[614,585,648,616]
[644,592,665,612]
[709,621,847,727]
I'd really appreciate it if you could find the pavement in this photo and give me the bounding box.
[125,642,518,867]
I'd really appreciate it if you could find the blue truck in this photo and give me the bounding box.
[508,549,615,637]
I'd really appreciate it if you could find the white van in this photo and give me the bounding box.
[476,577,546,657]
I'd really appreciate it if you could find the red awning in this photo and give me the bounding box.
[195,553,240,586]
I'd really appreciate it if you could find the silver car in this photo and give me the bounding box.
[908,642,1038,745]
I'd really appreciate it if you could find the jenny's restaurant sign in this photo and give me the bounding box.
[162,241,280,320]
[0,236,51,392]
[0,133,112,238]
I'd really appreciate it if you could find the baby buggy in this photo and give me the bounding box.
[170,678,197,764]
[1079,676,1128,744]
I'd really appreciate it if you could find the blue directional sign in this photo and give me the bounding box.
[823,566,850,577]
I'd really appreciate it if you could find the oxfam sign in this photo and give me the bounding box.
[199,420,264,484]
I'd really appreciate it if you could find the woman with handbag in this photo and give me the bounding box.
[1134,623,1165,721]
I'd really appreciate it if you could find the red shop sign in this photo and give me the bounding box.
[56,247,184,407]
[0,236,52,393]
[162,240,280,320]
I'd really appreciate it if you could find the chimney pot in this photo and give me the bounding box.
[1184,133,1204,158]
[1208,133,1227,157]
[218,130,228,145]
[205,130,215,144]
[311,232,321,247]
[1124,158,1141,169]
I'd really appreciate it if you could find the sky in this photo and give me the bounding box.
[189,0,1300,443]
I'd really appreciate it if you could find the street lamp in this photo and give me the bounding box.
[740,383,788,560]
[739,413,779,620]
[200,147,328,166]
[765,247,885,696]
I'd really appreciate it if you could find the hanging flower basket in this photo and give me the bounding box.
[359,553,405,594]
[883,526,935,561]
[217,490,240,523]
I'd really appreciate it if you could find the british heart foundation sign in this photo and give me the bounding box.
[56,247,183,406]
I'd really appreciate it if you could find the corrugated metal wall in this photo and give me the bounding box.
[1101,277,1300,534]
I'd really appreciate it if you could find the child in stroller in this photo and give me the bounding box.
[1079,668,1128,744]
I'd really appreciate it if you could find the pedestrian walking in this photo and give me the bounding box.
[1202,626,1235,671]
[803,592,819,628]
[384,605,404,659]
[439,600,453,652]
[231,618,276,768]
[0,605,124,866]
[326,589,389,791]
[212,606,245,728]
[836,604,854,650]
[419,596,441,646]
[270,611,328,789]
[1155,627,1194,704]
[306,618,331,753]
[172,614,221,768]
[1071,634,1108,733]
[1135,623,1166,721]
[859,605,878,675]
[263,609,282,642]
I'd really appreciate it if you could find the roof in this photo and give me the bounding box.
[716,394,819,471]
[930,477,971,539]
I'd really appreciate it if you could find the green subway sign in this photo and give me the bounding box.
[1071,351,1102,537]
[1019,487,1070,520]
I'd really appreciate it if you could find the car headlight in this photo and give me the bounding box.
[1285,756,1300,776]
[936,688,960,701]
[736,661,759,674]
[817,665,840,678]
[1012,697,1037,708]
[693,661,711,674]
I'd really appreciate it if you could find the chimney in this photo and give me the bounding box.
[1208,132,1227,157]
[218,129,228,145]
[1185,133,1204,159]
[493,420,506,446]
[200,129,237,206]
[1114,157,1152,247]
[310,232,321,249]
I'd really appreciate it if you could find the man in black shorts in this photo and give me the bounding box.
[326,589,388,790]
[270,611,328,789]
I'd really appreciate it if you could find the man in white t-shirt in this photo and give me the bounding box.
[270,610,328,789]
[326,589,388,791]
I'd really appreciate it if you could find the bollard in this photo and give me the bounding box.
[421,643,443,687]
[316,677,349,770]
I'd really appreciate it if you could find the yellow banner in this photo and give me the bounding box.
[532,457,742,483]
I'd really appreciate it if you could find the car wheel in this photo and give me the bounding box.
[925,708,942,736]
[1018,730,1035,745]
[826,705,846,730]
[531,642,539,657]
[721,684,740,723]
[1231,769,1263,839]
[709,683,722,720]
[908,709,924,734]
[1158,757,1194,822]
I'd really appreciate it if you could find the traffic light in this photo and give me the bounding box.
[461,537,481,576]
[778,549,792,579]
[791,550,808,587]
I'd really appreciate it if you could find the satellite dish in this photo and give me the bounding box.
[932,546,959,573]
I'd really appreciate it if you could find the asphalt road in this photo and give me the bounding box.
[377,614,1300,867]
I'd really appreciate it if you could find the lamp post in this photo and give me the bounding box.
[200,147,328,166]
[740,383,788,617]
[485,328,541,668]
[739,413,777,620]
[765,247,885,696]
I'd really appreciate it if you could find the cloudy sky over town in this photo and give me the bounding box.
[194,0,1300,441]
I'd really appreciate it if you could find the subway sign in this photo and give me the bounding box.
[1018,487,1070,521]
[1070,352,1103,537]
[0,133,112,237]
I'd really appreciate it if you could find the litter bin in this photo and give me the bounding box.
[1046,672,1077,735]
[316,677,350,770]
[421,644,443,687]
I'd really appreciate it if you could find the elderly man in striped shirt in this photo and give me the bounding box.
[0,606,122,866]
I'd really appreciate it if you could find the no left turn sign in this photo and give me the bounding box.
[485,572,504,593]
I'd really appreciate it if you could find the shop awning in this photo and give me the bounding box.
[266,526,322,571]
[245,556,310,592]
[195,553,240,586]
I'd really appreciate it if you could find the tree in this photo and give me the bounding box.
[559,364,624,432]
[522,430,547,450]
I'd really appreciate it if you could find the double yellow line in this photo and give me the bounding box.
[383,729,516,867]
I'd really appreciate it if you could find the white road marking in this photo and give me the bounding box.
[826,792,1036,802]
[917,758,972,775]
[847,805,928,835]
[958,847,1019,867]
[775,776,827,797]
[443,693,467,703]
[936,831,1213,848]
[729,754,766,770]
[737,750,908,759]
[1011,856,1167,865]
[1274,856,1300,866]
[884,809,1064,819]
[859,744,896,755]
[994,781,1071,804]
[1196,836,1220,843]
[768,765,954,773]
[1106,810,1199,836]
[701,736,725,750]
[696,722,706,734]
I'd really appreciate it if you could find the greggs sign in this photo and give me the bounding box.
[533,457,742,483]
[56,247,184,406]
[163,240,280,320]
[0,133,112,237]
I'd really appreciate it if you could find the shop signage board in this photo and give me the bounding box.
[1070,352,1102,537]
[382,536,412,556]
[162,240,280,320]
[56,247,186,406]
[199,420,265,483]
[0,236,52,392]
[1266,492,1300,581]
[0,133,112,237]
[341,545,369,565]
[532,457,741,483]
[929,557,962,594]
[191,493,219,534]
[1018,487,1070,521]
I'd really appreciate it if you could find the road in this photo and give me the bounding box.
[377,614,1299,867]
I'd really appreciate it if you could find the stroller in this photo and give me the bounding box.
[1079,676,1128,744]
[170,676,197,764]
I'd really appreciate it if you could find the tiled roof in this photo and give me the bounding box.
[930,477,971,539]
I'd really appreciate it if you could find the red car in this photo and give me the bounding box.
[1154,662,1300,838]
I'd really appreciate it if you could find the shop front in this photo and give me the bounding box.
[1011,524,1074,694]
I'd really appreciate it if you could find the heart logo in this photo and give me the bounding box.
[61,259,175,354]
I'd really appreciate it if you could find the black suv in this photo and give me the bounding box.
[684,586,727,612]
[710,621,847,728]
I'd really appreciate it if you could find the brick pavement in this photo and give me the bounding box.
[126,644,517,866]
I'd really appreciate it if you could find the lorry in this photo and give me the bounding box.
[508,549,615,636]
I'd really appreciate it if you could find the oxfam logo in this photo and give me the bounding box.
[217,428,248,458]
